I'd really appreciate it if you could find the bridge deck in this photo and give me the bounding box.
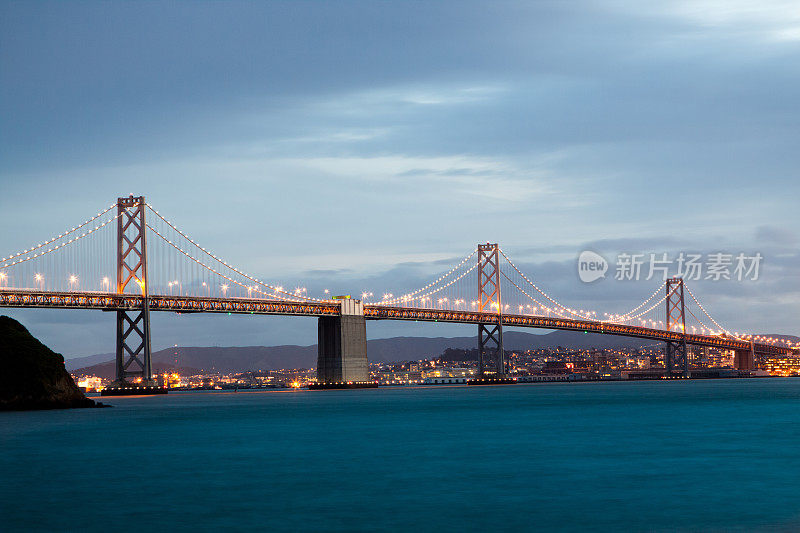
[0,290,339,316]
[0,290,793,355]
[364,306,793,355]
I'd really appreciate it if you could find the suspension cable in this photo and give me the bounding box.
[500,247,665,323]
[624,291,671,323]
[1,204,116,266]
[380,248,477,305]
[609,284,664,322]
[145,223,315,302]
[0,213,121,269]
[684,284,746,340]
[685,306,718,335]
[499,270,571,318]
[145,204,323,302]
[382,262,479,307]
[498,248,602,320]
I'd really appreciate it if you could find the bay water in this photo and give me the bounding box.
[2,379,800,532]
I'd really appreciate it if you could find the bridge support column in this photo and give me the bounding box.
[734,341,756,371]
[734,349,754,371]
[313,298,373,388]
[102,195,163,396]
[665,277,689,378]
[477,243,507,379]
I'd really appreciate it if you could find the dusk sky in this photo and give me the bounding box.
[1,1,798,358]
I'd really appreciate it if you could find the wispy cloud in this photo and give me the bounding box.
[312,83,509,113]
[620,1,800,45]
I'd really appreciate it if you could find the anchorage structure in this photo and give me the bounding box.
[111,195,154,387]
[478,243,506,377]
[665,277,689,377]
[315,297,371,387]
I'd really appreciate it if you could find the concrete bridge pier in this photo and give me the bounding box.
[734,348,755,371]
[312,298,375,389]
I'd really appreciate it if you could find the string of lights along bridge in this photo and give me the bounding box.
[0,195,796,392]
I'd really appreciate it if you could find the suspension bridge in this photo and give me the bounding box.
[0,196,796,392]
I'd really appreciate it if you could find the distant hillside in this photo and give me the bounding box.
[365,330,657,361]
[72,360,202,381]
[761,335,800,344]
[72,344,318,378]
[71,330,663,376]
[69,330,798,377]
[65,352,115,371]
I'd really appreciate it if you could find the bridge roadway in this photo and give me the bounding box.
[0,290,794,356]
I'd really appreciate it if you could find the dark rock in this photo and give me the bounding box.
[0,315,101,411]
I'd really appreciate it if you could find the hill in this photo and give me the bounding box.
[64,352,115,371]
[71,329,663,376]
[0,316,100,410]
[69,330,798,377]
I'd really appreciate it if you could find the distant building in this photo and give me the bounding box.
[423,376,468,384]
[763,355,800,376]
[76,376,103,392]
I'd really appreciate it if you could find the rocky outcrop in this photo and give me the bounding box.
[0,315,103,410]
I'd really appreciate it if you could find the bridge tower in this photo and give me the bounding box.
[665,277,689,377]
[105,195,157,393]
[477,243,506,377]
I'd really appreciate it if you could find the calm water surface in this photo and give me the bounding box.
[2,379,800,532]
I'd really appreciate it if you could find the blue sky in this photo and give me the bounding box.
[1,1,798,357]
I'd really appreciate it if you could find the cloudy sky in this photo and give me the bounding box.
[1,1,798,358]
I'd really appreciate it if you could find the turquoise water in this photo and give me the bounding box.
[2,379,800,532]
